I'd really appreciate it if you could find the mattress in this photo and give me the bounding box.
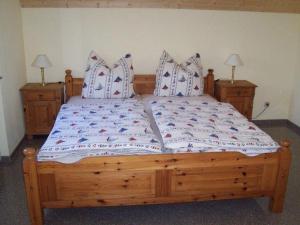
[38,98,162,163]
[151,97,279,156]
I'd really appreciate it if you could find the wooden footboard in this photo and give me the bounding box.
[23,141,291,225]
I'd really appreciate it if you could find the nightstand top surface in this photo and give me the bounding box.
[216,80,257,88]
[20,82,64,91]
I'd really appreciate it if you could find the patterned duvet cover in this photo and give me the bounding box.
[38,99,161,163]
[151,98,279,156]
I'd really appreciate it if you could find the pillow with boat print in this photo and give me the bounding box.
[154,50,204,97]
[82,51,135,99]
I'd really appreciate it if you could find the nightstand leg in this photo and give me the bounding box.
[27,135,33,140]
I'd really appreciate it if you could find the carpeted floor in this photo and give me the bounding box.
[0,126,299,225]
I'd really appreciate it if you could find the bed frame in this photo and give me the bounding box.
[23,69,291,225]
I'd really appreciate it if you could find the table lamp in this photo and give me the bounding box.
[225,54,243,84]
[32,54,52,86]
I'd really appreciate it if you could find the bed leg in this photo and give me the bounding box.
[269,141,292,213]
[23,148,44,225]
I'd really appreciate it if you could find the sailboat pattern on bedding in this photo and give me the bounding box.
[38,99,161,163]
[151,98,279,156]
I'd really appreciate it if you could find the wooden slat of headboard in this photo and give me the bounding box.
[65,69,215,101]
[134,75,156,95]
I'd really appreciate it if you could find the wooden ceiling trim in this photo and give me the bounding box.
[20,0,300,14]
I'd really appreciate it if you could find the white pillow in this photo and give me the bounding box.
[82,51,135,99]
[154,51,204,97]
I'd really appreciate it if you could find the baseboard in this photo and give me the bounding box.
[253,119,300,135]
[0,136,25,165]
[252,119,288,127]
[0,156,12,164]
[287,120,300,135]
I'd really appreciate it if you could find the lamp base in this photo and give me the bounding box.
[40,67,46,87]
[231,66,236,84]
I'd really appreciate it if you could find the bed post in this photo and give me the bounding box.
[269,140,292,213]
[23,148,43,225]
[205,69,215,97]
[65,69,73,102]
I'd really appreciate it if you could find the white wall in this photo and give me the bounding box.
[22,9,300,120]
[289,25,300,126]
[0,0,27,156]
[0,82,9,157]
[290,74,300,126]
[0,19,10,157]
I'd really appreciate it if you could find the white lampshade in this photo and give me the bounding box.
[31,54,52,68]
[225,54,243,66]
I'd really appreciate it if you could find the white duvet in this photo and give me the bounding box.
[38,98,162,163]
[151,98,279,156]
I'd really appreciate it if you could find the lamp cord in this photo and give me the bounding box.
[253,106,268,120]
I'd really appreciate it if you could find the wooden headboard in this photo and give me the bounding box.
[65,69,215,101]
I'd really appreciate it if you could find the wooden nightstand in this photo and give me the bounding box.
[20,83,64,139]
[215,80,257,120]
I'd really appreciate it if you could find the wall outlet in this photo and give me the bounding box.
[264,102,270,108]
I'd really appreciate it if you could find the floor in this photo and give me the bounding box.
[0,126,299,225]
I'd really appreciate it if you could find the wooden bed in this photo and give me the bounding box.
[23,69,291,225]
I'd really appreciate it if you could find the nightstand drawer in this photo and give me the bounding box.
[24,91,56,101]
[225,87,253,97]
